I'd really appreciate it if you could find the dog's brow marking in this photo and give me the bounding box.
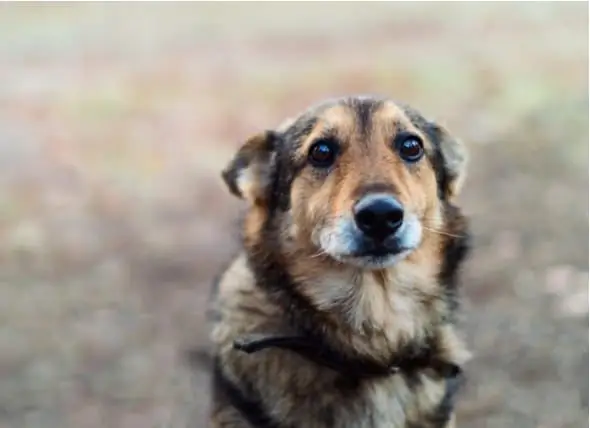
[373,102,414,134]
[321,105,355,138]
[286,116,318,151]
[350,98,379,138]
[298,120,343,158]
[297,118,317,139]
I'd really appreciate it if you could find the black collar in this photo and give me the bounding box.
[233,333,461,380]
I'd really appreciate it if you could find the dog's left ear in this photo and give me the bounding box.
[221,130,278,205]
[429,123,468,201]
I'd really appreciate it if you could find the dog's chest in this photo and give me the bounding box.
[337,377,413,428]
[288,372,444,428]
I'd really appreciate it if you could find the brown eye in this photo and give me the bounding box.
[308,139,338,167]
[396,135,424,163]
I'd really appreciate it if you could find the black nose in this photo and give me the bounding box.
[353,194,404,240]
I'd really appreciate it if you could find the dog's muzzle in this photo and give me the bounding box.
[316,192,421,266]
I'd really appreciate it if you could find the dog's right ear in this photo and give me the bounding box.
[221,130,278,205]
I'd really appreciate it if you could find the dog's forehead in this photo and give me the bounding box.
[305,97,414,129]
[280,96,429,153]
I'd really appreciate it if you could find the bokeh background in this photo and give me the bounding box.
[0,3,587,428]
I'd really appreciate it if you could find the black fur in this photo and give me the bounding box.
[432,368,465,427]
[438,203,471,322]
[212,357,281,428]
[266,117,317,213]
[350,97,379,137]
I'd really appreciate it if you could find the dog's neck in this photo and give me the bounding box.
[246,247,441,371]
[232,331,462,381]
[301,261,441,337]
[233,250,469,382]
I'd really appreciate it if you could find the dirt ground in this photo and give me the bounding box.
[0,3,587,428]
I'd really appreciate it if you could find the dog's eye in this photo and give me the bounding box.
[308,139,338,167]
[396,135,424,163]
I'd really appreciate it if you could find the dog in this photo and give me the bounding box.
[208,95,472,428]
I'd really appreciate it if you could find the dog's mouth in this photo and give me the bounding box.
[316,215,422,269]
[351,238,409,257]
[338,245,414,269]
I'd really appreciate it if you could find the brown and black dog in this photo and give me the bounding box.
[208,95,472,428]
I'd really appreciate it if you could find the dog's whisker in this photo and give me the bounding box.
[422,226,464,239]
[310,249,329,259]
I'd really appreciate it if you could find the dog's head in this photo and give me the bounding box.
[222,96,467,271]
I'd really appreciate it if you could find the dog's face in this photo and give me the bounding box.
[222,96,467,270]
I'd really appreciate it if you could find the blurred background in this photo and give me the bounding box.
[0,3,587,428]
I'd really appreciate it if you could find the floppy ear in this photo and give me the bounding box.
[429,123,468,201]
[221,130,278,205]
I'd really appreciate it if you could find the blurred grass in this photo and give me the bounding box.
[0,3,587,428]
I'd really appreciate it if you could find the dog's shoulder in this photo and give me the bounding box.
[209,252,283,345]
[212,252,254,302]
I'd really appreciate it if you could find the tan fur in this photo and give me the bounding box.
[210,96,471,427]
